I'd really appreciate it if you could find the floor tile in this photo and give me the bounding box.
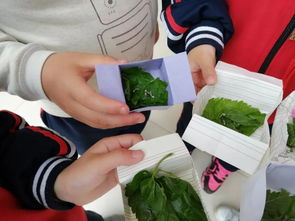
[84,185,124,219]
[0,92,25,111]
[14,100,45,126]
[148,104,183,133]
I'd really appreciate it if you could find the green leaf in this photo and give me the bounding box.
[262,189,295,221]
[121,67,168,110]
[125,170,152,196]
[139,177,167,216]
[157,176,207,221]
[287,119,295,150]
[202,98,266,136]
[125,153,207,221]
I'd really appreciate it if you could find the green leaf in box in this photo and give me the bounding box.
[125,153,207,221]
[262,189,295,221]
[122,67,168,110]
[202,97,266,136]
[287,118,295,150]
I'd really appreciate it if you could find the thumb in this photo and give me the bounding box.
[199,60,217,85]
[99,149,144,172]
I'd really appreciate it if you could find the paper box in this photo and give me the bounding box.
[95,52,196,112]
[270,91,295,164]
[240,162,295,221]
[183,61,283,175]
[181,61,283,221]
[117,133,210,220]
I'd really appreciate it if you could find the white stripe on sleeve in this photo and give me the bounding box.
[186,26,223,42]
[160,11,183,41]
[185,34,224,50]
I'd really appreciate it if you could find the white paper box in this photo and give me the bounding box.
[117,133,210,220]
[182,62,283,221]
[270,91,295,164]
[240,163,295,221]
[183,61,283,175]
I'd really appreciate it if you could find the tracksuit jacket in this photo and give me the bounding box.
[0,110,87,220]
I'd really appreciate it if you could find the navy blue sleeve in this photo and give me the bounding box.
[0,110,78,210]
[161,0,234,60]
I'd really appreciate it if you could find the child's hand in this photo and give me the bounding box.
[41,52,146,129]
[54,134,144,206]
[187,45,217,92]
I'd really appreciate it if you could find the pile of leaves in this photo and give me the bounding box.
[287,108,295,150]
[202,98,266,136]
[121,67,168,110]
[261,189,295,221]
[125,153,207,221]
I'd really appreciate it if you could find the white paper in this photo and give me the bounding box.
[183,62,283,174]
[118,133,191,184]
[182,62,283,221]
[240,163,295,221]
[270,91,295,164]
[117,133,210,220]
[184,115,268,174]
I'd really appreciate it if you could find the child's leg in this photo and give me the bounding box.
[202,157,238,194]
[41,110,150,154]
[176,102,195,152]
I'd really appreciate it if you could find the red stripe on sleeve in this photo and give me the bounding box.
[165,5,188,34]
[26,126,68,156]
[175,0,182,2]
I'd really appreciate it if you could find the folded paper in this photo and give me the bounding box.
[95,52,196,112]
[183,61,283,221]
[183,61,283,174]
[270,91,295,164]
[240,163,295,221]
[117,133,210,220]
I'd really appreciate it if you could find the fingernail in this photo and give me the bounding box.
[132,150,143,159]
[136,115,145,124]
[120,106,129,114]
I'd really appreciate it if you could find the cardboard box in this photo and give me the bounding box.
[95,52,196,112]
[117,133,210,220]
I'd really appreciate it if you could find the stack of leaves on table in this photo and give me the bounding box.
[125,153,207,221]
[122,67,168,110]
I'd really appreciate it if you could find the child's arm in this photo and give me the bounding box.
[0,31,145,129]
[161,0,234,90]
[0,110,144,209]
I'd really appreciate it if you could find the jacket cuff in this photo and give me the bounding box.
[185,21,224,60]
[23,49,55,100]
[32,157,75,210]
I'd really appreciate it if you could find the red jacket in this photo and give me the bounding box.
[0,188,87,221]
[222,0,295,99]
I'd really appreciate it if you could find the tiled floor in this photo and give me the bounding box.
[0,16,184,219]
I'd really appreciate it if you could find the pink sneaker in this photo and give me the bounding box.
[202,157,233,193]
